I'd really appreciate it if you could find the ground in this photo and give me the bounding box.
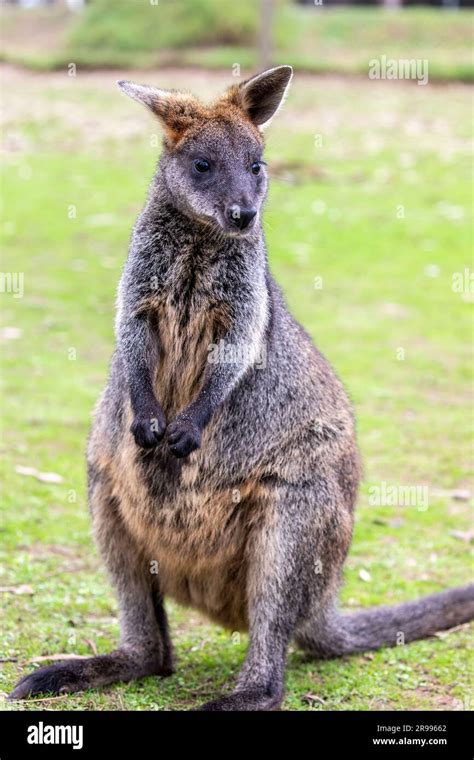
[0,65,472,711]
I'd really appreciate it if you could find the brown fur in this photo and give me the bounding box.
[149,89,262,151]
[88,384,278,632]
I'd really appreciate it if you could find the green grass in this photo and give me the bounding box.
[0,3,473,81]
[0,68,472,711]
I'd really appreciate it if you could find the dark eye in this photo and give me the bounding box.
[251,161,262,175]
[194,158,210,173]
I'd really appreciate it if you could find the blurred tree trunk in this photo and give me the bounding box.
[259,0,274,71]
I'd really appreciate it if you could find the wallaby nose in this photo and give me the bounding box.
[227,205,257,230]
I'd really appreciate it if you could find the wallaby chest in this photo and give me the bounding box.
[148,250,231,415]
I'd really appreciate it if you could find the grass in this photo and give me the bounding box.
[0,66,472,712]
[0,3,472,82]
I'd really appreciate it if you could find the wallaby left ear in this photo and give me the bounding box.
[236,65,293,129]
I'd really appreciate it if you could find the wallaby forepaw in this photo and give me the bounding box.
[167,418,201,458]
[131,410,166,449]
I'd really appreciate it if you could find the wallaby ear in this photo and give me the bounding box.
[117,80,165,110]
[117,80,204,146]
[234,65,293,129]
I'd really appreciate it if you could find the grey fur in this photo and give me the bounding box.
[9,67,473,710]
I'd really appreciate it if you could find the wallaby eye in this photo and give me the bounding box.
[251,161,262,175]
[194,158,211,173]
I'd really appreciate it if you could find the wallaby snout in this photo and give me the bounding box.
[227,203,258,231]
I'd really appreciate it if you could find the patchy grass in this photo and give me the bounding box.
[0,3,472,81]
[0,67,472,712]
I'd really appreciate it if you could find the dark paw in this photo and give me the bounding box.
[167,418,201,458]
[131,409,166,449]
[8,662,86,700]
[8,649,173,701]
[196,688,282,712]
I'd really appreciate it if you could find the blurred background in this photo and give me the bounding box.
[1,0,472,711]
[0,0,473,78]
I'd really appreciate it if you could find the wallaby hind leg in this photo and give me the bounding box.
[197,480,349,711]
[9,467,173,700]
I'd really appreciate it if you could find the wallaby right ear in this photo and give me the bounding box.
[117,80,203,146]
[117,80,165,111]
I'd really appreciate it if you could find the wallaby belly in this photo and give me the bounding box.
[102,425,270,631]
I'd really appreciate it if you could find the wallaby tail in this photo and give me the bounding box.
[296,584,474,659]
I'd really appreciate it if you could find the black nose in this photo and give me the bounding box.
[227,205,257,230]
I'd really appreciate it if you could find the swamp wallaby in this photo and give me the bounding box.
[10,66,474,710]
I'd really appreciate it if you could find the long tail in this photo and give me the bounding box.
[296,585,474,658]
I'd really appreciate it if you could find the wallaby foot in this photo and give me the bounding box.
[8,648,173,700]
[195,482,331,711]
[9,469,176,701]
[197,687,282,712]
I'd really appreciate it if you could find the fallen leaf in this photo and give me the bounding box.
[15,694,71,703]
[15,465,63,484]
[434,623,470,639]
[449,530,474,544]
[301,692,325,706]
[85,639,98,656]
[25,654,90,665]
[15,465,37,477]
[0,584,34,595]
[451,490,470,501]
[0,327,22,340]
[36,472,64,484]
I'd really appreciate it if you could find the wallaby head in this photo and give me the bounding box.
[118,66,292,236]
